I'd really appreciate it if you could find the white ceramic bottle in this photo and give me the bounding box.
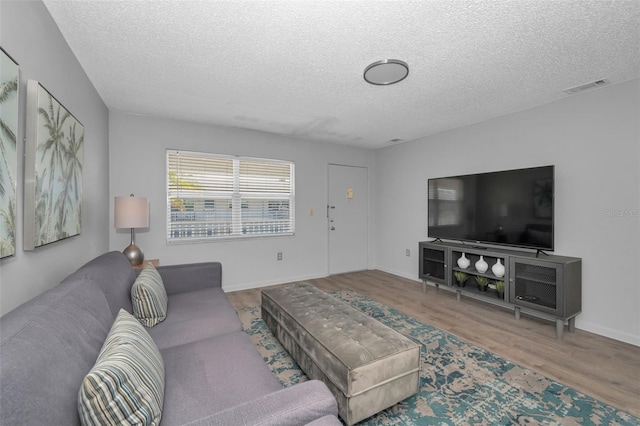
[492,259,505,277]
[457,253,470,269]
[475,256,488,273]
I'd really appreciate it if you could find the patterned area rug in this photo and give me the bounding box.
[236,289,638,425]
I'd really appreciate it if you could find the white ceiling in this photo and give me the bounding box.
[43,0,640,149]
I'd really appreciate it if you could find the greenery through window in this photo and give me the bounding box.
[167,150,294,242]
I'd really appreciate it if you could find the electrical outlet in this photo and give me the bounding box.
[406,249,411,257]
[277,252,283,261]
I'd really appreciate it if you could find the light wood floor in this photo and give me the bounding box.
[226,269,640,418]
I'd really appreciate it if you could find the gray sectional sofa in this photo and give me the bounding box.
[0,251,340,425]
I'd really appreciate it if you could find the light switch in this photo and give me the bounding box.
[347,188,354,199]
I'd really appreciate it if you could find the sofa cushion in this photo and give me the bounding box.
[183,381,339,426]
[131,263,168,327]
[159,331,282,426]
[75,251,138,317]
[146,287,243,350]
[0,278,113,426]
[155,262,222,295]
[78,309,165,426]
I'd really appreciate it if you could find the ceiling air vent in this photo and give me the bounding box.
[564,79,609,95]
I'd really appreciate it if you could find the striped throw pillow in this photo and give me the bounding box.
[131,262,168,327]
[78,309,165,426]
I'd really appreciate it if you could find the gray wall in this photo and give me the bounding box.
[0,1,110,315]
[374,78,640,346]
[108,111,376,291]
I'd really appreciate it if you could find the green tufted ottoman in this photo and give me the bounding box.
[261,283,420,425]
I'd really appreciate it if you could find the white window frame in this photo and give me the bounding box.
[167,150,295,243]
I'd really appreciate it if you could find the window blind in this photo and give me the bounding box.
[167,150,294,242]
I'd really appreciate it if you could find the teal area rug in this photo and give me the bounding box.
[236,289,638,425]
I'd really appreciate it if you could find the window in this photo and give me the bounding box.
[167,150,294,242]
[428,178,463,227]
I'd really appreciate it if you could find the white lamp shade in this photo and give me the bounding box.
[114,196,149,228]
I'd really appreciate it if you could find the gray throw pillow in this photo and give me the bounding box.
[131,262,168,327]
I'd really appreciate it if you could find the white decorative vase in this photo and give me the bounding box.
[475,256,488,273]
[457,253,470,269]
[492,259,505,278]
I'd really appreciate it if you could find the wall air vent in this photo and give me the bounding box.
[563,79,609,95]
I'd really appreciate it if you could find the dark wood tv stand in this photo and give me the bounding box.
[419,240,582,339]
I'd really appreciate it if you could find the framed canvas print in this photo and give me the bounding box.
[24,80,84,250]
[0,47,19,259]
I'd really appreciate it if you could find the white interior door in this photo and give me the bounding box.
[328,164,368,275]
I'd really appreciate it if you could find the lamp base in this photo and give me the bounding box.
[123,243,144,266]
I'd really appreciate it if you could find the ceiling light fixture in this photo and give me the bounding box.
[363,59,409,85]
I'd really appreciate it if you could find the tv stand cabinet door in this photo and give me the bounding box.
[419,242,449,287]
[509,257,563,317]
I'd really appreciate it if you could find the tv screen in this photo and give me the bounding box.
[428,165,554,251]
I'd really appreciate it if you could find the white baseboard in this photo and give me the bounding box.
[222,272,327,294]
[576,321,640,347]
[375,266,421,283]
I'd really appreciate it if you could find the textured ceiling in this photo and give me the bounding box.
[43,0,640,149]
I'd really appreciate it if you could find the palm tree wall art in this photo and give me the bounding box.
[24,80,83,250]
[0,48,19,259]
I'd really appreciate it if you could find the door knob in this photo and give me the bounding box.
[330,226,335,230]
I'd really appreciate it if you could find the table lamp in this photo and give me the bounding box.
[114,194,149,266]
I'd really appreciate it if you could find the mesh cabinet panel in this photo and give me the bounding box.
[514,263,557,309]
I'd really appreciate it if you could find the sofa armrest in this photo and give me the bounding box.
[153,262,222,295]
[181,380,338,426]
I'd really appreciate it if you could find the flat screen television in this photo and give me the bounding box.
[428,165,554,251]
